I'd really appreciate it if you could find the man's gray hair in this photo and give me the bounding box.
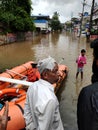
[37,56,56,74]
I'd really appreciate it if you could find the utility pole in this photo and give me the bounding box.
[89,0,95,33]
[71,12,73,33]
[79,0,86,37]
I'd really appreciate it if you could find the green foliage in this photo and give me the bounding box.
[0,0,35,33]
[90,29,98,35]
[65,22,72,28]
[50,12,62,31]
[52,12,59,20]
[16,0,32,15]
[0,12,15,32]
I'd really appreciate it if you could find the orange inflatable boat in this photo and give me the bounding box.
[0,61,68,91]
[0,61,40,90]
[0,61,68,130]
[0,88,26,130]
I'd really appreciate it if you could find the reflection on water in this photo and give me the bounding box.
[0,32,93,130]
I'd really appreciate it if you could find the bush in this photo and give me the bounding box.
[90,29,98,35]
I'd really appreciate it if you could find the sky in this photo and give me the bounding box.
[31,0,93,23]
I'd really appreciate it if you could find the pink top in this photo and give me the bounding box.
[76,55,86,68]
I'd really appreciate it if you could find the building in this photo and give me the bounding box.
[82,12,90,29]
[31,15,50,34]
[90,4,98,40]
[92,5,98,30]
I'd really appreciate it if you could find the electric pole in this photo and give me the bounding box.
[79,0,86,37]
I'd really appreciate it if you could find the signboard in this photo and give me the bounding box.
[84,12,89,16]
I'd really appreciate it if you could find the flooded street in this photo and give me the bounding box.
[0,32,93,130]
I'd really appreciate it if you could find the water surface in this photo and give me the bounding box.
[0,32,93,130]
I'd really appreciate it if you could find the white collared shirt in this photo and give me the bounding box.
[24,79,64,130]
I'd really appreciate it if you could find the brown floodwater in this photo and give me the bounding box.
[0,31,93,130]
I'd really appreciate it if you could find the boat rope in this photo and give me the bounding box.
[6,69,27,79]
[21,65,29,73]
[5,71,14,78]
[15,104,24,114]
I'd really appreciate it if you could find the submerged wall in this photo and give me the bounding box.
[0,32,34,45]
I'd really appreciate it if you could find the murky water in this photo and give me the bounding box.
[0,31,93,130]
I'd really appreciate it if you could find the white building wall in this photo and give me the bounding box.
[34,22,48,30]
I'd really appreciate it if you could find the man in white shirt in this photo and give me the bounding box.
[24,56,64,130]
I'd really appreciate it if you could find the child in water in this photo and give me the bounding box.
[76,49,87,80]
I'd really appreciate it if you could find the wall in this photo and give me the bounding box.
[0,32,34,45]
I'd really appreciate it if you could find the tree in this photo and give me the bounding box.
[16,0,32,15]
[0,0,35,34]
[50,12,62,31]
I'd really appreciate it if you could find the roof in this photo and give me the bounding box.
[33,20,48,23]
[31,15,50,20]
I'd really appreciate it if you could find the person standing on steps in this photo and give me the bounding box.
[86,28,90,42]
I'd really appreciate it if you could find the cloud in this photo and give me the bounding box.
[33,0,79,5]
[31,0,93,23]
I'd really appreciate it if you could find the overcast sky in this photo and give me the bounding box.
[31,0,93,23]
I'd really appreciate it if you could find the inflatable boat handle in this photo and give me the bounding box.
[59,58,64,64]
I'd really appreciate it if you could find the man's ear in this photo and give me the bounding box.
[41,71,49,80]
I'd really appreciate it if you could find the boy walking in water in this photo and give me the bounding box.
[76,49,87,80]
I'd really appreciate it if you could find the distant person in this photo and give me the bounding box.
[24,56,64,130]
[77,38,98,130]
[86,28,90,42]
[76,49,87,80]
[0,101,9,130]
